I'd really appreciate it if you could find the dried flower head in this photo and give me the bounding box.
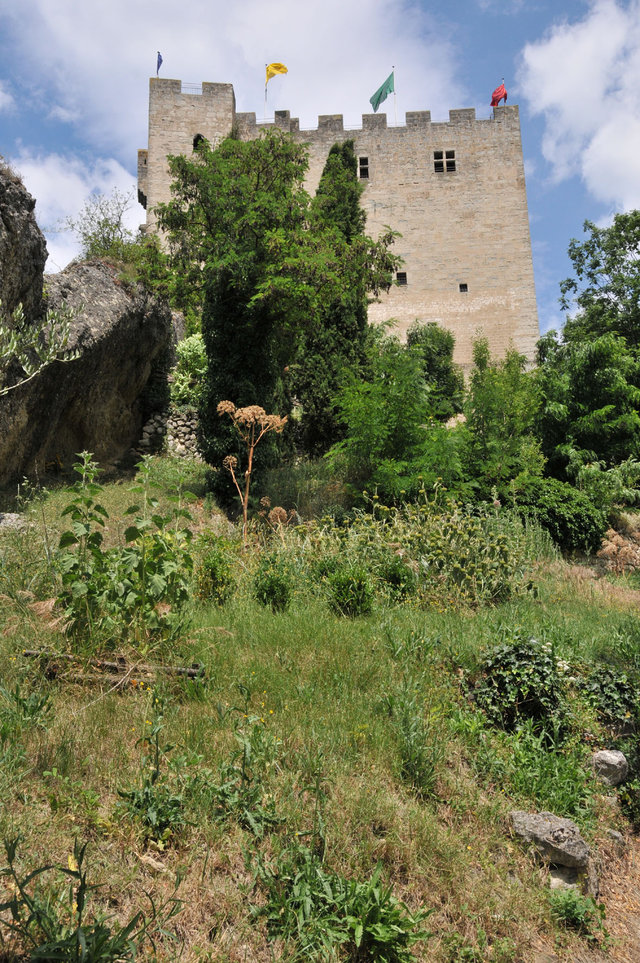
[217,400,237,417]
[268,506,288,526]
[260,496,272,509]
[223,454,238,471]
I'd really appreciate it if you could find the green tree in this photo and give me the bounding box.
[327,331,464,501]
[463,338,544,500]
[65,189,137,261]
[290,141,399,455]
[405,321,464,420]
[537,330,640,476]
[156,131,399,499]
[560,212,640,347]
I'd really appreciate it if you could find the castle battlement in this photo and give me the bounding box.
[235,104,518,136]
[138,78,539,368]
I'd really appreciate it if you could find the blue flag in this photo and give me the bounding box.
[156,51,163,76]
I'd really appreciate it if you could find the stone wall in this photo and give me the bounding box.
[138,79,539,369]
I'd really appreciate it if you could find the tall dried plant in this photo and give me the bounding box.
[218,401,287,545]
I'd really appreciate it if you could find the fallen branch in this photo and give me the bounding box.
[22,649,205,680]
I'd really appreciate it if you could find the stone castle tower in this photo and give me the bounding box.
[138,79,539,368]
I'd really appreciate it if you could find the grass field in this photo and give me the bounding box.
[0,455,638,961]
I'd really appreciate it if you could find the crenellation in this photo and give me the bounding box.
[318,114,344,132]
[138,78,539,369]
[362,113,387,130]
[406,111,431,126]
[449,108,476,124]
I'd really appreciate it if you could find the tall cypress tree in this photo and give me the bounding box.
[291,141,379,456]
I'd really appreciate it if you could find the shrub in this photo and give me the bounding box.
[194,535,236,604]
[473,634,565,733]
[170,333,207,409]
[515,477,607,553]
[253,552,294,612]
[376,551,418,602]
[327,562,374,617]
[576,666,638,732]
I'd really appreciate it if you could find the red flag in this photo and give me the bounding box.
[491,83,507,106]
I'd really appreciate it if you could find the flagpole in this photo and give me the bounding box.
[264,64,267,122]
[392,65,397,127]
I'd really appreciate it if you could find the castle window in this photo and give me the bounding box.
[193,133,206,152]
[434,149,456,173]
[459,283,468,293]
[359,156,369,179]
[396,272,408,286]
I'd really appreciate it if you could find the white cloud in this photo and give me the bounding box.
[10,150,143,271]
[0,80,14,112]
[518,0,640,210]
[1,0,466,164]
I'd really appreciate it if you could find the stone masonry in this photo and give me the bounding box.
[138,79,539,369]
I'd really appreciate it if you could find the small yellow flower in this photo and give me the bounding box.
[68,854,78,872]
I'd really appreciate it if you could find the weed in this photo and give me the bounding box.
[548,888,608,944]
[0,681,51,743]
[252,843,431,961]
[118,708,187,846]
[197,707,281,837]
[56,453,193,647]
[0,836,181,960]
[383,680,444,799]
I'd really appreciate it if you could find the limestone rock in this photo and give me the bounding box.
[591,750,628,787]
[0,260,172,484]
[510,810,590,869]
[0,162,47,320]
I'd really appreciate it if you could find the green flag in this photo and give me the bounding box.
[369,71,394,113]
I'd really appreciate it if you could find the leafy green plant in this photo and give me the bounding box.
[118,708,187,846]
[56,454,193,646]
[576,666,638,732]
[327,562,374,617]
[0,836,180,960]
[617,772,640,826]
[200,710,281,837]
[253,551,294,612]
[514,477,607,554]
[473,634,565,733]
[0,681,52,743]
[548,888,608,944]
[253,843,430,961]
[0,300,79,397]
[376,552,418,603]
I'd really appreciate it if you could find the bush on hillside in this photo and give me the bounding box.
[514,477,607,554]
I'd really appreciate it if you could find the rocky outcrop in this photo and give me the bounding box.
[0,162,47,320]
[591,750,628,787]
[509,811,590,869]
[0,260,172,484]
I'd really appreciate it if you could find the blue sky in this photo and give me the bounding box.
[1,0,639,337]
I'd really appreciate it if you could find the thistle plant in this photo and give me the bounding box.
[217,401,287,545]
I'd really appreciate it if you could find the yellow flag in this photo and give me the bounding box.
[266,62,288,85]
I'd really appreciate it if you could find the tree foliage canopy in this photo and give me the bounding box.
[155,130,399,495]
